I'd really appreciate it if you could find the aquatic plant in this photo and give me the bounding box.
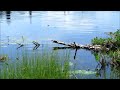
[0,55,8,62]
[92,29,120,50]
[92,29,120,66]
[91,37,106,45]
[0,50,70,79]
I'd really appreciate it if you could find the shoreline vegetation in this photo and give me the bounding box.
[92,29,120,67]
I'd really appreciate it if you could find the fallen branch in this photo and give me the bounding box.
[52,40,109,52]
[52,40,81,48]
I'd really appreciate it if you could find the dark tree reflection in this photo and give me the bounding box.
[110,65,120,79]
[0,11,3,19]
[29,11,32,24]
[93,51,120,79]
[6,11,11,24]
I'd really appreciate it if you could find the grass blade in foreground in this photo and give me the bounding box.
[0,51,70,79]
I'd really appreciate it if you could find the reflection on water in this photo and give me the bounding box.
[29,11,32,24]
[0,11,120,79]
[6,11,11,24]
[110,66,120,79]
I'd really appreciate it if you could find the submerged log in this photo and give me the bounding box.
[52,40,109,52]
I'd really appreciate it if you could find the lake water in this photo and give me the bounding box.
[0,11,120,79]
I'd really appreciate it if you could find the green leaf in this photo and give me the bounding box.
[94,53,100,61]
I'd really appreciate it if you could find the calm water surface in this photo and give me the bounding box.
[0,11,120,79]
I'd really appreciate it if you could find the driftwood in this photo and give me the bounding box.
[52,40,109,52]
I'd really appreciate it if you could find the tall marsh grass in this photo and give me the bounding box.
[0,50,70,79]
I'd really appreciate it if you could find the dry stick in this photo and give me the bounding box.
[16,43,24,49]
[32,41,40,50]
[52,40,72,47]
[16,36,25,49]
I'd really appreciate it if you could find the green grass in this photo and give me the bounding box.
[0,50,70,79]
[91,37,106,45]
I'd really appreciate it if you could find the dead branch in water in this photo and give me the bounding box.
[32,41,40,50]
[16,43,24,49]
[51,40,109,52]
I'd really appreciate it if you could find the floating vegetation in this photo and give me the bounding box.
[69,62,73,66]
[0,55,8,62]
[69,70,96,75]
[69,70,96,78]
